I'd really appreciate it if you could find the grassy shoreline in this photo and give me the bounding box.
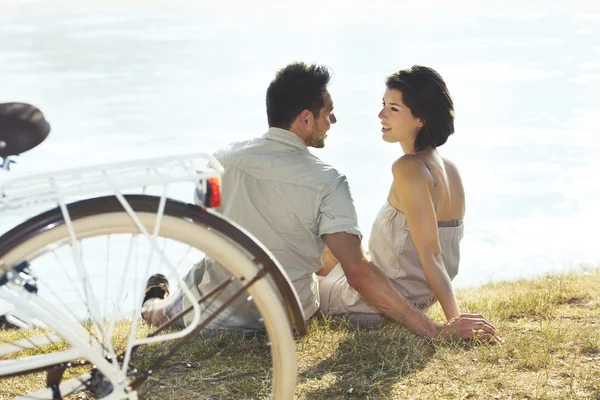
[293,268,600,399]
[2,269,599,399]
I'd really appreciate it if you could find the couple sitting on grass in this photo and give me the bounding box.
[142,62,501,344]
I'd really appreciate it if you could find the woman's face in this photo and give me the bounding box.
[378,87,422,144]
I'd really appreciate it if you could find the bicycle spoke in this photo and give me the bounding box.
[37,280,81,327]
[56,195,107,349]
[41,249,86,324]
[0,195,297,399]
[172,245,194,276]
[75,238,108,352]
[146,276,236,338]
[188,261,268,331]
[103,234,111,321]
[0,331,63,353]
[105,234,140,364]
[52,249,86,307]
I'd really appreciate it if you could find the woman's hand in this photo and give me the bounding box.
[438,313,503,345]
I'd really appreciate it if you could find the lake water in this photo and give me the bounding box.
[1,0,599,289]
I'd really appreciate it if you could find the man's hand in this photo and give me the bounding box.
[438,313,503,345]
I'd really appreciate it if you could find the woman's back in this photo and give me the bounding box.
[387,150,465,224]
[367,150,465,310]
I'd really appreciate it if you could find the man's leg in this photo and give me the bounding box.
[318,262,385,327]
[142,290,186,328]
[141,259,207,329]
[142,258,267,332]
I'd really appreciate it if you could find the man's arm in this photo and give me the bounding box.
[324,232,499,342]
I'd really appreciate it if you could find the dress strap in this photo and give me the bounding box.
[413,154,438,211]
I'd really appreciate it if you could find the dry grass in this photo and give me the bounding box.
[1,269,599,399]
[291,269,600,400]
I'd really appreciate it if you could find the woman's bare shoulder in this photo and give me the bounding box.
[441,156,460,171]
[391,154,430,181]
[441,157,463,181]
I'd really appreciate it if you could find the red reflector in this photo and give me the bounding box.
[207,177,221,208]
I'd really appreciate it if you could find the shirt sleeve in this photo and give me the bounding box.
[318,175,362,239]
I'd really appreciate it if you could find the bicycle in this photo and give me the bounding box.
[0,103,306,399]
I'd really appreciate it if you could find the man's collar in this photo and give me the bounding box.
[262,127,308,152]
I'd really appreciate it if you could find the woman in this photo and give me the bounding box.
[319,66,498,342]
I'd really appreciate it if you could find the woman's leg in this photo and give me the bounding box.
[316,248,339,276]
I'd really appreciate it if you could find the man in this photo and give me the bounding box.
[143,62,497,342]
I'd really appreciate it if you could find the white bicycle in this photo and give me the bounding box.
[0,103,306,399]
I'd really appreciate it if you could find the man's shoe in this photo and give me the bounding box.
[143,273,170,305]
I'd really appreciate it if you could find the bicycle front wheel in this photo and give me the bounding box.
[0,195,300,399]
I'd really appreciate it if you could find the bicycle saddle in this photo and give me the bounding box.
[0,102,51,158]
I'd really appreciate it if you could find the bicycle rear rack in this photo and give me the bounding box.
[0,153,223,210]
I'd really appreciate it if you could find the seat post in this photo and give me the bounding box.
[0,156,15,171]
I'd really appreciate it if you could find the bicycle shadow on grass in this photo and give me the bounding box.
[133,328,277,399]
[295,317,437,399]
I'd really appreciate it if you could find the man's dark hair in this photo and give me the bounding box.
[266,62,331,129]
[386,65,455,152]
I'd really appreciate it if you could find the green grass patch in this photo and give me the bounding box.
[1,269,599,399]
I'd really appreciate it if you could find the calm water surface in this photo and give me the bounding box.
[1,0,599,288]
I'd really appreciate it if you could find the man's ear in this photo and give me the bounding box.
[298,109,314,129]
[417,118,425,129]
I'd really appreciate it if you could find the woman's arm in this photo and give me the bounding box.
[391,156,460,321]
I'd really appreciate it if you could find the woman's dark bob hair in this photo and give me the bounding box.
[386,65,455,152]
